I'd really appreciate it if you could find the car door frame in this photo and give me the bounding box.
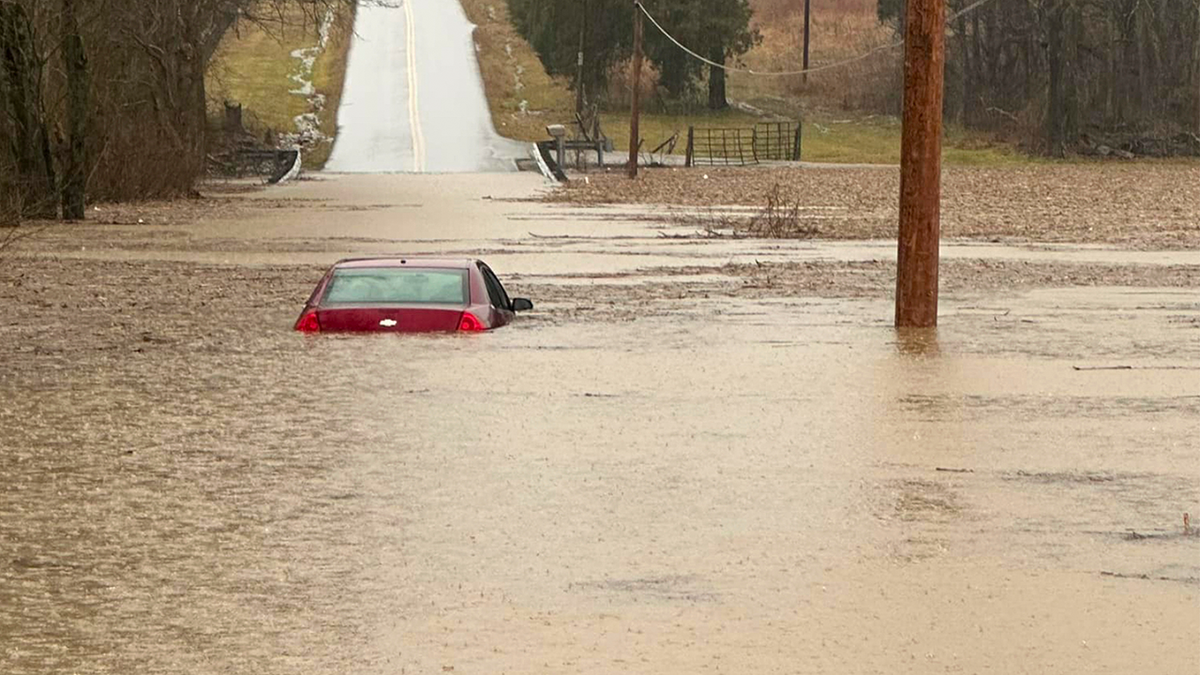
[477,262,515,328]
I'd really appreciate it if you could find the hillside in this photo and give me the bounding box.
[207,6,355,170]
[468,0,1021,165]
[205,0,1020,167]
[735,0,896,116]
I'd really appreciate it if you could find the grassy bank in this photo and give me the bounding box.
[458,0,574,141]
[801,117,1030,166]
[599,110,1027,166]
[206,7,354,169]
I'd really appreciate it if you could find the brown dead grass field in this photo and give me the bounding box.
[548,163,1200,250]
[736,0,899,115]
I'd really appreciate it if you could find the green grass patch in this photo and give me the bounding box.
[601,109,767,157]
[801,117,1031,166]
[600,108,1033,166]
[207,7,353,170]
[208,26,310,132]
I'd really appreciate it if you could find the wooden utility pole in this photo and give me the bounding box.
[576,0,589,117]
[895,0,945,328]
[802,0,811,83]
[628,0,644,179]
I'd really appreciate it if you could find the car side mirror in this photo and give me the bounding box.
[512,298,534,312]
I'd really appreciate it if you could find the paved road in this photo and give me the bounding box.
[324,0,527,173]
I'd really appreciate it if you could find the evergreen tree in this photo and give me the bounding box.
[508,0,758,109]
[508,0,632,106]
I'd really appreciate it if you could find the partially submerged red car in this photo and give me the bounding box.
[294,257,533,333]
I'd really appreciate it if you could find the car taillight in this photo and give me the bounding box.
[295,310,320,333]
[458,311,485,332]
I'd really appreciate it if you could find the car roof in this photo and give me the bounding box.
[332,257,478,270]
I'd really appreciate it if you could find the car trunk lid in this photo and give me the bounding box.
[316,305,464,333]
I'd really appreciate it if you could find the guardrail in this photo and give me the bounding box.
[208,148,301,184]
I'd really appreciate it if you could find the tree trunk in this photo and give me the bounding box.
[707,50,727,110]
[1119,2,1138,124]
[1,2,56,219]
[1066,3,1080,140]
[1105,17,1115,124]
[971,11,983,102]
[177,42,209,191]
[958,10,974,124]
[1043,1,1080,154]
[62,0,88,221]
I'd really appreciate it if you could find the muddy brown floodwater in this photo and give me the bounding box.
[1,173,1198,674]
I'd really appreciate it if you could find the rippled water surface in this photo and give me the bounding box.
[2,175,1197,674]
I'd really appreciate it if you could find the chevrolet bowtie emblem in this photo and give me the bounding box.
[379,319,398,327]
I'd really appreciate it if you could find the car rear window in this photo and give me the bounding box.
[321,268,468,305]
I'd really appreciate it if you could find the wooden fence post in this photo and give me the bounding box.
[224,102,244,134]
[686,127,694,167]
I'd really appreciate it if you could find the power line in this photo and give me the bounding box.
[635,0,999,77]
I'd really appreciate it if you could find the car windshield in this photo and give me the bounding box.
[321,267,468,305]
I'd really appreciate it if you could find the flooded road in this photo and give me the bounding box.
[1,174,1197,674]
[324,1,525,172]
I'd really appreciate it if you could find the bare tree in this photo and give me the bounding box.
[1,0,56,218]
[60,0,85,219]
[880,0,1200,153]
[0,0,350,223]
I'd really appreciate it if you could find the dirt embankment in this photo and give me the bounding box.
[549,163,1200,250]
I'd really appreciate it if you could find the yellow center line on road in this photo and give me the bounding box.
[404,0,426,172]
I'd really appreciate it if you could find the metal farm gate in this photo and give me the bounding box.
[685,121,802,167]
[687,127,757,166]
[752,122,802,161]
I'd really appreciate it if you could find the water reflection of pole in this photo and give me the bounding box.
[895,0,945,328]
[895,328,942,358]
